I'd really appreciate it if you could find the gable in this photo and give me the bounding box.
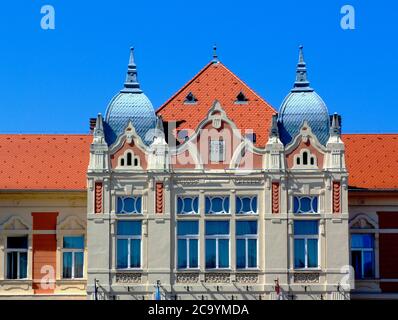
[157,61,276,147]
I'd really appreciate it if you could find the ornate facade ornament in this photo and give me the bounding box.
[115,273,142,284]
[235,273,259,284]
[176,273,199,283]
[234,179,262,185]
[205,273,230,283]
[294,273,320,283]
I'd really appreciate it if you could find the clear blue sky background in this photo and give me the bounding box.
[0,0,397,134]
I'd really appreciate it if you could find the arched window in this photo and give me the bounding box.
[293,150,317,168]
[134,157,139,167]
[127,152,132,166]
[302,152,308,165]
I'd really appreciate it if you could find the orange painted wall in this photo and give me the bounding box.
[32,212,58,294]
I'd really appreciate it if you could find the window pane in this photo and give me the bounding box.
[294,239,305,268]
[117,197,124,213]
[178,239,187,268]
[218,239,229,268]
[130,239,141,268]
[205,239,216,268]
[177,221,199,236]
[236,239,246,269]
[177,197,184,214]
[7,252,18,279]
[293,197,300,213]
[189,239,198,268]
[308,239,318,268]
[311,197,318,213]
[117,239,128,269]
[135,197,142,213]
[63,236,84,249]
[294,197,318,214]
[19,252,28,279]
[7,236,28,249]
[363,251,374,278]
[351,250,362,279]
[205,196,229,214]
[236,197,257,214]
[248,239,257,268]
[124,197,135,212]
[74,252,84,278]
[300,197,312,212]
[117,221,141,236]
[63,252,72,278]
[294,221,318,235]
[236,221,257,236]
[206,221,229,235]
[351,234,374,249]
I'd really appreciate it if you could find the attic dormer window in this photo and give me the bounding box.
[235,92,248,104]
[184,92,198,104]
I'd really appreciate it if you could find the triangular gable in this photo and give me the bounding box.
[157,61,276,147]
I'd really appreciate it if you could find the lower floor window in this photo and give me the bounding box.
[351,234,375,279]
[177,221,199,269]
[62,236,84,279]
[294,221,319,269]
[117,221,142,269]
[236,221,258,269]
[205,221,230,269]
[6,236,28,280]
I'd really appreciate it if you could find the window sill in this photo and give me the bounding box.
[115,269,143,272]
[177,214,200,217]
[292,268,322,272]
[205,214,231,217]
[205,269,232,272]
[176,269,200,272]
[235,268,261,272]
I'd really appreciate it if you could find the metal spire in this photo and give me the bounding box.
[212,45,219,63]
[121,47,143,93]
[269,114,280,138]
[292,45,314,92]
[330,113,341,136]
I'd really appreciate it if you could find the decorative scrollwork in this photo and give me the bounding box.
[205,273,230,283]
[115,273,142,284]
[293,273,320,283]
[176,273,199,283]
[235,273,258,284]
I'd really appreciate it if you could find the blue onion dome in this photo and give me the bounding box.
[104,48,157,146]
[278,46,330,146]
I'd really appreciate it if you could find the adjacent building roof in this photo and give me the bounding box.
[0,135,91,191]
[156,60,276,147]
[343,134,398,190]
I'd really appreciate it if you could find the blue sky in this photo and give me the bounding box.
[0,0,397,134]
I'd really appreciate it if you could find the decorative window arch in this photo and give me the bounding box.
[349,214,378,230]
[118,150,141,169]
[293,149,317,169]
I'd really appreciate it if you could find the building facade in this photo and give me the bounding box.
[0,47,397,300]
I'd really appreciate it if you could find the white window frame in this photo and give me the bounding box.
[236,234,258,269]
[351,235,375,279]
[294,233,320,270]
[116,232,142,270]
[176,196,199,215]
[205,234,230,269]
[205,195,230,215]
[177,231,199,270]
[62,235,85,280]
[209,139,225,162]
[5,240,28,280]
[236,195,258,215]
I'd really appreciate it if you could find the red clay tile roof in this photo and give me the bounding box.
[343,134,398,190]
[0,134,91,191]
[156,61,276,147]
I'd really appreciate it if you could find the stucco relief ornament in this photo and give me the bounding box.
[294,273,320,283]
[205,273,231,283]
[235,273,259,284]
[176,273,199,283]
[116,273,142,284]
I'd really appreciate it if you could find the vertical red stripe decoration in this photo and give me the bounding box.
[333,181,341,214]
[156,182,164,214]
[95,182,103,214]
[272,182,280,214]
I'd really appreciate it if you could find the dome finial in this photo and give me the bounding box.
[212,44,219,63]
[292,45,313,92]
[122,47,142,93]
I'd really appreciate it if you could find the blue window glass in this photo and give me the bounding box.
[177,221,199,269]
[294,221,319,235]
[351,234,375,279]
[236,196,257,214]
[236,239,246,269]
[74,252,84,278]
[130,239,141,268]
[177,221,199,236]
[117,239,128,269]
[117,221,142,236]
[117,196,142,214]
[7,237,28,249]
[178,239,187,268]
[62,252,72,278]
[205,196,230,214]
[308,239,318,268]
[206,239,216,268]
[177,196,199,214]
[294,239,305,268]
[293,196,318,214]
[206,221,230,235]
[218,239,229,268]
[236,221,257,235]
[63,236,84,249]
